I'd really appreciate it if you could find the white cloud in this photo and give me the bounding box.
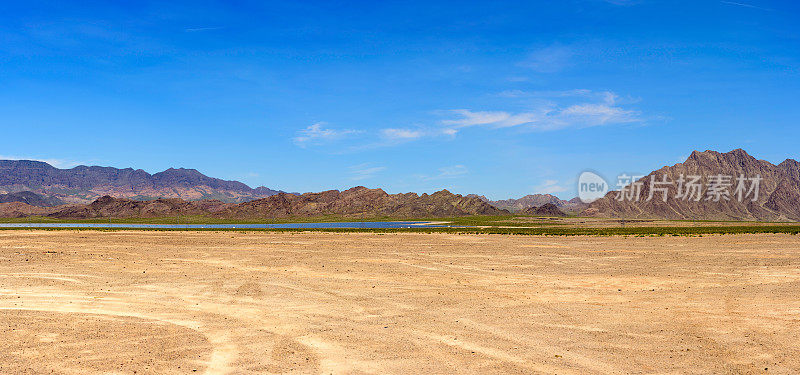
[441,110,510,127]
[442,128,458,136]
[558,103,637,125]
[439,90,642,132]
[0,155,84,169]
[381,128,423,141]
[293,122,357,147]
[534,179,567,194]
[348,164,386,181]
[441,110,544,129]
[373,127,458,144]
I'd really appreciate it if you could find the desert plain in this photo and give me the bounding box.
[1,230,799,374]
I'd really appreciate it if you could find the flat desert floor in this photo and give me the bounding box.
[1,231,800,374]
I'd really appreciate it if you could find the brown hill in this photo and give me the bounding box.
[0,160,283,204]
[45,187,507,219]
[218,187,507,219]
[0,202,59,218]
[49,196,232,219]
[584,149,800,220]
[520,203,567,217]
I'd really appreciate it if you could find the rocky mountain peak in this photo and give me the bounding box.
[585,149,800,220]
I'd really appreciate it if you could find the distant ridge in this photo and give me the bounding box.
[585,149,800,221]
[0,160,284,204]
[486,194,563,211]
[222,187,506,218]
[470,193,587,214]
[18,186,507,219]
[520,203,567,217]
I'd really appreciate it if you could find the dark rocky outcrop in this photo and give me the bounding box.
[521,203,567,217]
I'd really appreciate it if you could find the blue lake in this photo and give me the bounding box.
[0,221,449,229]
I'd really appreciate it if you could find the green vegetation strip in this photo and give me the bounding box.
[0,215,569,227]
[1,225,799,236]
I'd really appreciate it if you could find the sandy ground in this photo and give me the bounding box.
[1,231,799,374]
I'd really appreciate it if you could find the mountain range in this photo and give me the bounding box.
[13,187,505,219]
[1,149,798,221]
[0,160,283,204]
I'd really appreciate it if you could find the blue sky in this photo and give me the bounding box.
[1,0,798,199]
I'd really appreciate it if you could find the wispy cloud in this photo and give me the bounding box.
[604,0,641,5]
[293,122,357,147]
[506,76,530,83]
[184,26,224,32]
[441,128,458,137]
[439,90,642,133]
[417,165,469,181]
[438,165,468,178]
[534,179,567,194]
[498,88,595,99]
[381,128,423,141]
[348,163,386,181]
[720,1,771,10]
[519,45,573,73]
[368,127,455,147]
[0,155,84,169]
[441,109,543,129]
